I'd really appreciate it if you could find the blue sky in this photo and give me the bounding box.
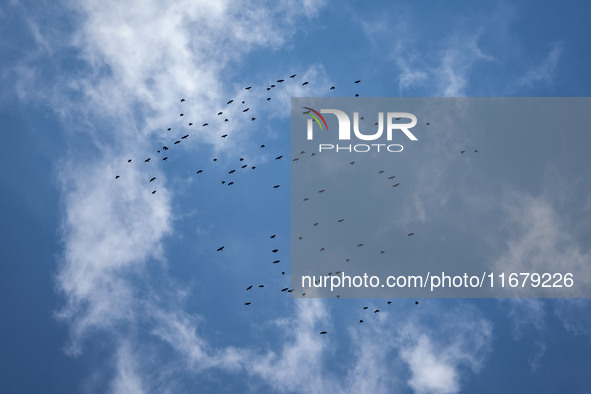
[1,0,591,393]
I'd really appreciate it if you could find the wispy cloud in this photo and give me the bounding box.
[518,42,563,87]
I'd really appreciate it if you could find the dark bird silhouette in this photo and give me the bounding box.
[261,144,265,148]
[203,123,208,126]
[275,155,283,160]
[174,141,180,144]
[180,113,184,117]
[461,150,465,154]
[426,122,430,125]
[227,100,233,104]
[354,80,361,84]
[380,251,385,254]
[313,223,319,227]
[277,79,284,83]
[407,233,415,237]
[267,98,271,101]
[150,177,156,182]
[251,117,256,121]
[318,189,325,193]
[273,260,280,264]
[228,182,234,186]
[357,243,364,247]
[258,285,264,288]
[157,150,160,153]
[167,128,172,131]
[302,81,309,86]
[246,285,252,290]
[378,170,384,174]
[415,301,419,305]
[163,146,168,150]
[152,190,156,194]
[225,119,229,122]
[359,320,364,323]
[182,134,189,139]
[217,246,224,251]
[241,164,247,168]
[267,87,271,91]
[115,175,120,179]
[196,170,203,174]
[213,158,217,161]
[320,248,325,252]
[240,158,244,161]
[388,176,395,179]
[300,151,305,154]
[245,86,252,90]
[221,134,228,138]
[270,234,276,239]
[221,181,225,184]
[189,123,193,126]
[290,74,296,78]
[273,185,280,188]
[252,166,256,169]
[350,161,355,165]
[229,170,236,174]
[271,249,279,253]
[162,157,168,161]
[303,198,309,202]
[292,158,299,162]
[337,219,344,223]
[145,158,151,162]
[270,84,275,88]
[393,183,400,187]
[245,302,251,305]
[243,108,249,112]
[180,98,185,102]
[363,306,368,310]
[330,86,335,90]
[128,159,132,163]
[218,112,223,115]
[320,331,327,335]
[355,94,359,97]
[474,149,478,152]
[374,309,379,313]
[281,288,288,292]
[387,301,392,305]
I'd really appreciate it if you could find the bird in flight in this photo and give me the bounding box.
[182,134,189,139]
[244,302,251,306]
[150,177,156,182]
[221,134,228,138]
[180,98,185,102]
[330,86,335,90]
[378,170,384,174]
[162,157,168,161]
[196,170,203,174]
[318,189,325,193]
[174,141,180,144]
[217,246,224,251]
[243,108,249,112]
[407,233,415,237]
[290,74,296,78]
[270,234,276,239]
[275,155,283,160]
[393,183,400,187]
[152,190,156,194]
[354,80,361,83]
[227,100,233,104]
[374,309,380,313]
[245,86,252,90]
[302,81,309,86]
[320,331,327,335]
[272,260,280,264]
[115,175,120,179]
[145,158,151,162]
[272,249,278,253]
[179,113,184,117]
[203,123,209,126]
[277,79,284,83]
[460,150,465,154]
[357,243,364,247]
[246,286,252,290]
[127,159,132,163]
[337,219,344,223]
[273,185,280,188]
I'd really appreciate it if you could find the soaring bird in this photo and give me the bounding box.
[150,177,156,182]
[318,189,325,193]
[213,158,217,161]
[203,123,209,126]
[227,100,233,104]
[359,320,364,323]
[260,144,265,148]
[228,182,234,186]
[115,175,120,179]
[320,331,327,335]
[163,146,168,150]
[188,123,193,126]
[320,248,325,252]
[218,112,223,115]
[275,155,283,160]
[258,285,264,288]
[378,170,384,174]
[292,158,299,162]
[354,80,361,84]
[196,170,203,174]
[281,288,288,292]
[380,251,385,254]
[243,108,249,112]
[229,170,236,174]
[174,141,180,144]
[270,234,276,239]
[167,128,171,131]
[251,117,256,121]
[393,183,400,187]
[313,223,319,227]
[387,301,392,305]
[290,74,296,78]
[277,79,284,83]
[330,86,335,90]
[355,94,359,97]
[350,161,355,165]
[337,219,344,223]
[246,285,252,290]
[162,157,168,161]
[388,176,395,179]
[127,159,132,163]
[357,243,364,247]
[145,158,151,162]
[270,84,275,88]
[267,98,271,101]
[273,185,280,188]
[426,122,430,125]
[374,309,380,313]
[273,260,280,264]
[217,246,224,251]
[152,190,156,194]
[245,86,252,90]
[182,134,189,139]
[302,81,309,85]
[221,134,228,138]
[461,150,465,154]
[415,301,419,305]
[244,302,251,305]
[180,98,185,102]
[266,87,271,91]
[225,119,229,122]
[303,198,309,202]
[272,249,279,253]
[241,165,247,168]
[180,113,184,117]
[474,149,478,152]
[363,306,368,310]
[407,233,415,237]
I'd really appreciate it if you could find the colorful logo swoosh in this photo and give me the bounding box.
[303,107,328,131]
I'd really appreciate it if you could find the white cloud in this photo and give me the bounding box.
[518,42,562,87]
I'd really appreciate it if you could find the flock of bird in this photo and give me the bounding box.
[113,74,478,335]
